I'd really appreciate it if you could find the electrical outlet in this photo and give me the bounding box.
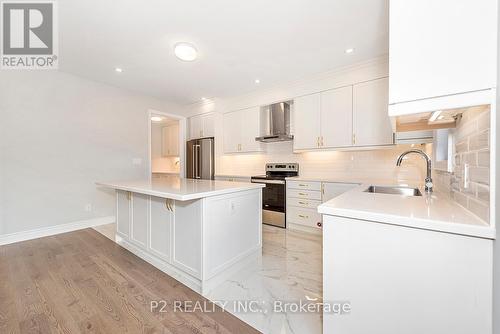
[84,203,92,212]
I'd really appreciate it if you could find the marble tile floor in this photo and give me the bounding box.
[93,223,323,334]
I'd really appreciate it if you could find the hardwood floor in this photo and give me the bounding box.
[0,229,260,334]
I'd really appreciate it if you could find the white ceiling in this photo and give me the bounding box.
[59,0,389,105]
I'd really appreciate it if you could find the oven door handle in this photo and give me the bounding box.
[251,179,286,185]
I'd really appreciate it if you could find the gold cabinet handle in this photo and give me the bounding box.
[321,136,324,147]
[298,214,309,219]
[298,192,308,196]
[352,133,356,145]
[317,137,320,147]
[298,184,307,187]
[127,192,132,201]
[164,199,174,212]
[298,201,307,205]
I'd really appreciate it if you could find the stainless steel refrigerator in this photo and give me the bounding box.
[186,138,215,180]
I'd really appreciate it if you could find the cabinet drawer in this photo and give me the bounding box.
[287,188,322,201]
[287,207,322,229]
[287,197,321,209]
[287,180,321,191]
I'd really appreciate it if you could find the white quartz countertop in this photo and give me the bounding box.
[97,176,264,201]
[317,181,494,239]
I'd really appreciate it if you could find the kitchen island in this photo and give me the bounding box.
[97,176,264,294]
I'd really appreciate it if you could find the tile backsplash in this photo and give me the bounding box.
[435,106,490,222]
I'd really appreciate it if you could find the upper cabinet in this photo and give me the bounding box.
[321,86,353,148]
[353,78,393,146]
[293,93,321,150]
[389,0,498,116]
[294,87,353,150]
[223,106,262,153]
[189,113,215,139]
[293,79,393,151]
[161,123,179,157]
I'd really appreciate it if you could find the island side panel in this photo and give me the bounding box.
[172,199,203,279]
[202,188,262,279]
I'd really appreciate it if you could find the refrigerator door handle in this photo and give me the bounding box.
[195,144,201,179]
[191,145,196,179]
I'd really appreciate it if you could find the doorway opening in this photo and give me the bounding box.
[148,110,186,180]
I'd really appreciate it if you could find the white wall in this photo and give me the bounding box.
[0,71,182,235]
[493,2,500,330]
[184,57,429,182]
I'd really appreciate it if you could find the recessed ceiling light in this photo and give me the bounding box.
[255,79,260,84]
[429,110,442,122]
[151,116,163,122]
[115,67,123,73]
[201,97,207,101]
[345,48,355,54]
[174,43,198,61]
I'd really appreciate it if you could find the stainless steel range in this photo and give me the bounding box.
[251,163,299,228]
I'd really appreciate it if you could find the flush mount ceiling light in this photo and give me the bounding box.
[255,79,260,84]
[174,43,198,61]
[151,116,163,122]
[115,67,123,73]
[345,48,355,54]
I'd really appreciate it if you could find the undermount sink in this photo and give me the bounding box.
[364,185,422,197]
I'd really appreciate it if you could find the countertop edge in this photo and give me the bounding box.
[96,181,264,201]
[318,204,496,240]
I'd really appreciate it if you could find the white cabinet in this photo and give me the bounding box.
[149,197,173,262]
[293,93,321,150]
[116,190,131,237]
[322,182,358,202]
[389,0,497,115]
[223,106,262,153]
[323,215,492,334]
[286,180,359,233]
[161,123,179,157]
[131,193,148,248]
[294,81,392,151]
[294,87,352,150]
[353,78,393,147]
[321,86,353,148]
[189,113,215,139]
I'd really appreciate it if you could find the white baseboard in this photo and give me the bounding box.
[0,216,116,246]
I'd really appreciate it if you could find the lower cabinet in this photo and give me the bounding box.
[286,181,358,233]
[323,215,492,333]
[149,196,173,262]
[131,193,149,248]
[322,182,359,202]
[116,190,131,237]
[115,190,201,278]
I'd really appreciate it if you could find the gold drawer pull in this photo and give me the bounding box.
[298,193,308,196]
[298,184,307,187]
[298,214,309,219]
[298,201,307,205]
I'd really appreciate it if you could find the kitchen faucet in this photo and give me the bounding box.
[396,149,433,193]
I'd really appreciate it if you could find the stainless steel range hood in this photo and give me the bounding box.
[255,101,293,142]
